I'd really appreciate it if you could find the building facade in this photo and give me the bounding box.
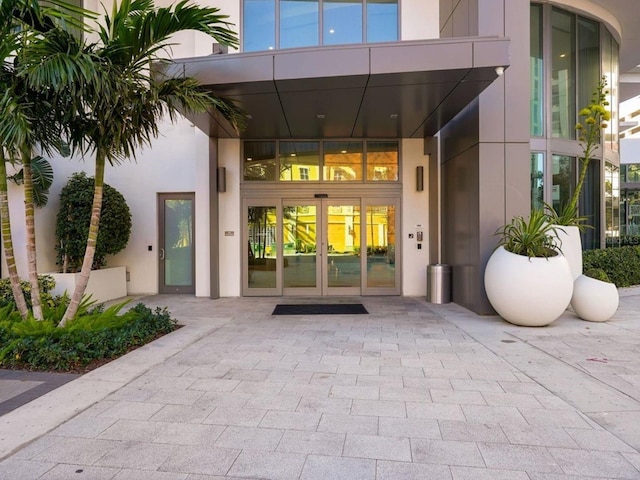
[7,0,639,315]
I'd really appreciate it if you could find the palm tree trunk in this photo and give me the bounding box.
[59,155,105,326]
[0,150,29,319]
[22,151,43,320]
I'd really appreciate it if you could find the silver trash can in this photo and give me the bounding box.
[427,264,451,304]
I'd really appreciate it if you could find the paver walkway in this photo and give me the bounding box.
[1,294,639,479]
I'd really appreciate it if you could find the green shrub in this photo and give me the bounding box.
[0,302,177,371]
[0,275,56,308]
[583,246,640,287]
[55,172,132,272]
[584,268,611,283]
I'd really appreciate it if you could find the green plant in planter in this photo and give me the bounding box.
[55,172,132,272]
[547,77,610,228]
[584,268,612,283]
[495,209,561,258]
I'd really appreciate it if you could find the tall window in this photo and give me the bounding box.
[551,8,576,139]
[552,154,576,213]
[531,153,544,210]
[530,4,543,137]
[605,163,620,246]
[243,0,398,51]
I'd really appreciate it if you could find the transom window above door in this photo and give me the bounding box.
[242,0,399,52]
[243,140,399,182]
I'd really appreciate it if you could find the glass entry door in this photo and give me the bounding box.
[243,197,399,296]
[159,193,195,294]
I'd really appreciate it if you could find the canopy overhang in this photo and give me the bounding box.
[161,37,510,139]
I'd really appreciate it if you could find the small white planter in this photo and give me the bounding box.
[484,246,573,327]
[50,266,127,303]
[571,274,619,322]
[551,225,582,280]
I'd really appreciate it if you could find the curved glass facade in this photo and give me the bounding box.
[530,2,620,248]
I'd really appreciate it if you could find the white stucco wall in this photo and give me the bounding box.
[401,139,431,297]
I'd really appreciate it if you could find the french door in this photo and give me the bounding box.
[243,197,399,296]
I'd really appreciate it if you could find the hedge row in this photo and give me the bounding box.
[583,245,640,287]
[0,303,177,371]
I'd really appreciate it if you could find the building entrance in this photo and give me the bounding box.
[243,197,400,296]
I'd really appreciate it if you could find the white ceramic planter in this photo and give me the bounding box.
[484,246,573,327]
[571,274,619,322]
[50,266,127,303]
[551,225,582,280]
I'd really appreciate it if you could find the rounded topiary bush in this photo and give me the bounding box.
[56,172,132,272]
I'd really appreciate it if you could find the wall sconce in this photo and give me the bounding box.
[217,167,226,193]
[416,166,424,192]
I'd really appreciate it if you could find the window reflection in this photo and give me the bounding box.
[531,153,544,211]
[551,8,576,139]
[280,142,320,181]
[366,141,398,181]
[244,141,277,181]
[323,141,363,181]
[367,0,397,43]
[324,0,362,45]
[243,0,275,52]
[281,0,319,49]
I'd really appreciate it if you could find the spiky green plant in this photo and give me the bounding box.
[495,209,562,259]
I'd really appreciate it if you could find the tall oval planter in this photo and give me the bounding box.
[484,246,573,327]
[551,225,582,280]
[571,274,619,322]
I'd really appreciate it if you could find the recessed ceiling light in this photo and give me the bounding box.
[291,153,296,157]
[560,54,566,58]
[317,114,325,119]
[341,150,347,154]
[268,46,274,50]
[247,157,253,161]
[246,115,253,119]
[329,29,335,34]
[389,114,398,119]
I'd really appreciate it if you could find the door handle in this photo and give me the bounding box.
[160,248,165,261]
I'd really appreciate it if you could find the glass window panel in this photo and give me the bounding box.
[366,205,395,287]
[580,160,601,249]
[281,0,319,49]
[552,154,576,213]
[323,141,363,181]
[367,0,397,43]
[605,163,620,247]
[323,0,362,45]
[366,141,398,181]
[279,142,320,181]
[551,8,576,139]
[243,0,275,52]
[327,205,361,287]
[283,205,317,287]
[609,38,619,152]
[164,200,193,286]
[244,141,277,181]
[530,3,544,137]
[577,17,600,127]
[531,152,544,211]
[247,206,278,288]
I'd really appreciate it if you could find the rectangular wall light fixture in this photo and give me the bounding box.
[416,166,424,192]
[217,167,226,193]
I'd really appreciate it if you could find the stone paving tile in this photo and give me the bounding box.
[112,469,189,479]
[194,392,253,409]
[259,410,322,430]
[376,460,452,480]
[159,445,241,476]
[549,447,640,479]
[564,427,637,452]
[213,426,283,451]
[449,378,503,393]
[39,463,119,480]
[351,399,407,417]
[150,404,214,423]
[153,423,226,446]
[98,419,168,442]
[94,441,177,470]
[50,416,118,439]
[477,443,563,474]
[32,437,120,466]
[145,388,205,405]
[500,424,579,448]
[403,377,453,390]
[411,439,485,467]
[450,465,530,480]
[406,401,465,421]
[430,389,486,405]
[280,383,331,397]
[356,375,403,388]
[202,407,266,427]
[97,401,165,420]
[438,420,508,443]
[276,430,345,455]
[343,433,411,461]
[311,373,358,385]
[316,413,379,435]
[519,407,592,429]
[244,393,302,411]
[188,378,242,392]
[460,404,528,426]
[329,385,379,400]
[526,474,615,480]
[379,386,431,402]
[377,417,441,439]
[0,458,54,480]
[481,391,544,408]
[300,454,375,480]
[226,450,306,479]
[233,380,285,395]
[296,396,352,414]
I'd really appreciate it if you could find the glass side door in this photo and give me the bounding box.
[323,200,362,296]
[158,193,195,294]
[245,201,280,295]
[282,201,321,295]
[362,198,400,295]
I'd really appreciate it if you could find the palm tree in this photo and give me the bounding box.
[1,0,96,320]
[58,0,245,325]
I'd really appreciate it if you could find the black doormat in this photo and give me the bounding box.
[272,304,368,315]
